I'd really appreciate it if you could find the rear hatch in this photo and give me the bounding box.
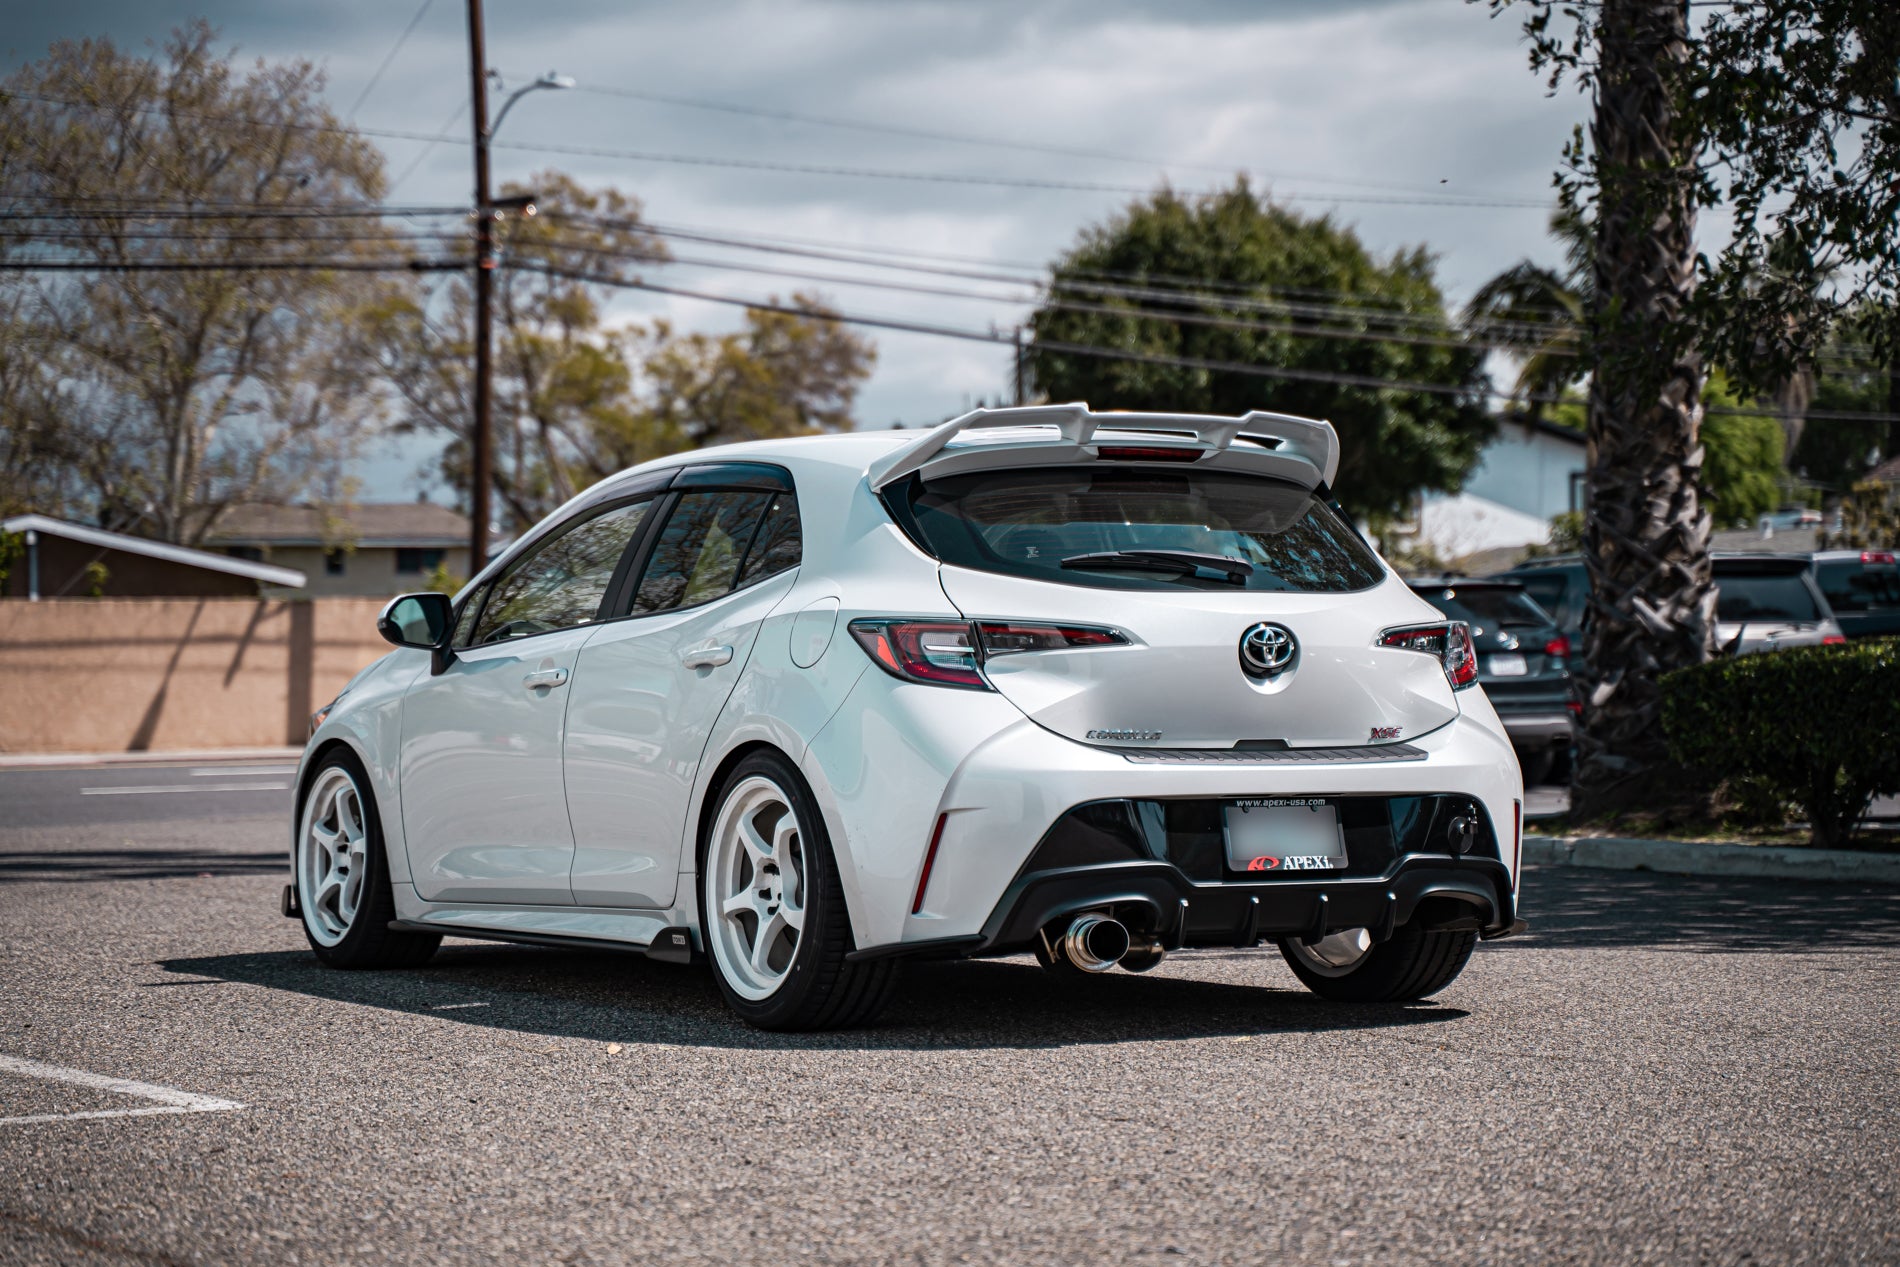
[1713,558,1834,652]
[891,461,1461,749]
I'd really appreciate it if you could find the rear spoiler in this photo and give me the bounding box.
[866,402,1340,490]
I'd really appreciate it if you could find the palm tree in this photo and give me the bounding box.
[1465,207,1593,423]
[1571,0,1716,818]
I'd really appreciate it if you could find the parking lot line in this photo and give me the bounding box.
[0,1054,244,1127]
[79,783,289,796]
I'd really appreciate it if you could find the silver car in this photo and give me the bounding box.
[1713,554,1845,655]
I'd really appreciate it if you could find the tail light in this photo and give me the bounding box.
[1863,551,1895,564]
[1378,621,1479,690]
[1822,634,1847,645]
[849,619,1126,689]
[1543,635,1569,659]
[1095,445,1203,462]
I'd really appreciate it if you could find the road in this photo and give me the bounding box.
[2,760,1896,1266]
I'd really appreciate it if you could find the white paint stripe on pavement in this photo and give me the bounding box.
[80,782,289,796]
[190,766,296,777]
[0,1053,243,1127]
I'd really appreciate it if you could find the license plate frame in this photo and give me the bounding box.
[1223,797,1346,874]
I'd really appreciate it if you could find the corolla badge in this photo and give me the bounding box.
[1238,622,1298,678]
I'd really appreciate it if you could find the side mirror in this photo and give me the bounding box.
[378,591,453,648]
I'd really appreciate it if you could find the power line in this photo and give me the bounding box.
[512,262,1900,424]
[0,257,460,273]
[536,72,1529,203]
[4,89,1550,210]
[348,0,438,119]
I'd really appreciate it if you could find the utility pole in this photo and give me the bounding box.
[466,0,494,574]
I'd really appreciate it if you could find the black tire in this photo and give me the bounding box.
[1277,923,1476,1003]
[698,751,899,1031]
[296,749,441,970]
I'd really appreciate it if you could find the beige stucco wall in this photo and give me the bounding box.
[0,598,391,753]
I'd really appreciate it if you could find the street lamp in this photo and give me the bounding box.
[466,0,574,572]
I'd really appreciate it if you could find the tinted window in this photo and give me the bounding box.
[633,491,775,615]
[736,494,802,587]
[1515,573,1568,618]
[1816,560,1900,612]
[899,467,1384,593]
[470,499,652,644]
[1715,571,1820,622]
[451,587,485,647]
[1422,586,1553,629]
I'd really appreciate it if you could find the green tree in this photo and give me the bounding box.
[364,171,665,532]
[0,24,392,544]
[1700,370,1785,527]
[1025,182,1494,520]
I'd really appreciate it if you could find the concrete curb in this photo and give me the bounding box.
[0,746,301,770]
[1525,835,1900,886]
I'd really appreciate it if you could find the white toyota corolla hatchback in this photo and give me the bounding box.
[290,404,1525,1030]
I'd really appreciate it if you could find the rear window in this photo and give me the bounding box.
[1419,585,1553,629]
[1715,571,1820,622]
[894,466,1385,593]
[1816,560,1900,612]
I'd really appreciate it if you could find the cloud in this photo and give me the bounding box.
[6,0,1581,495]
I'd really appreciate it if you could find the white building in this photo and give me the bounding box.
[1409,418,1586,557]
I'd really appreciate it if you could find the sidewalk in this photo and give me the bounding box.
[0,746,302,770]
[1525,834,1900,885]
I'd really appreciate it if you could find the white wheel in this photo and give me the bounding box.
[1283,927,1373,978]
[298,766,370,948]
[704,775,808,1002]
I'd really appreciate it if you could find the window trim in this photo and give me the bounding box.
[451,462,802,646]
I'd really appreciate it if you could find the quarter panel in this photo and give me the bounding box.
[295,648,429,885]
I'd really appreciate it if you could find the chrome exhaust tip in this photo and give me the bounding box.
[1063,912,1132,973]
[1118,935,1166,973]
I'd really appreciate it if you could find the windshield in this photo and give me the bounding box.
[1420,585,1553,629]
[896,466,1385,593]
[1816,560,1900,612]
[1715,571,1821,622]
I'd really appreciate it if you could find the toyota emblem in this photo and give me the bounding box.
[1239,622,1298,678]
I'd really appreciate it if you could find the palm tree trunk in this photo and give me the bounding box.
[1573,0,1715,819]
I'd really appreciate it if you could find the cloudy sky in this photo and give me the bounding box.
[5,1,1585,500]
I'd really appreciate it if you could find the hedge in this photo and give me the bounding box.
[1661,638,1900,848]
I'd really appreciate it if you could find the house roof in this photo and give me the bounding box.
[206,502,472,548]
[2,515,307,588]
[1868,455,1900,485]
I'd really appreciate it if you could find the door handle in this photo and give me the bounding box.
[522,666,570,690]
[681,644,734,670]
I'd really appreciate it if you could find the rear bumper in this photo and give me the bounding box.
[973,854,1518,957]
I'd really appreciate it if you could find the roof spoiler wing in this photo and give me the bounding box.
[866,403,1339,490]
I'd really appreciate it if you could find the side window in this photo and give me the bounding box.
[633,491,774,616]
[736,494,802,587]
[470,499,652,645]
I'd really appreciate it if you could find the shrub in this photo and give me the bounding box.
[1661,639,1900,848]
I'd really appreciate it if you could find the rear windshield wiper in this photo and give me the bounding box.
[1060,549,1254,584]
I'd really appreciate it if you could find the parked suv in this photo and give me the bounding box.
[1490,556,1586,648]
[1408,577,1572,784]
[1810,549,1900,641]
[1712,553,1846,654]
[1494,554,1846,656]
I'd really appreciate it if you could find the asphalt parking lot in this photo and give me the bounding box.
[2,760,1896,1266]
